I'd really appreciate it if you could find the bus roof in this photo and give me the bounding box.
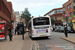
[32,16,51,19]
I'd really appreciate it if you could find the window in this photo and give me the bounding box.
[70,3,71,8]
[73,2,75,9]
[60,9,63,13]
[70,12,72,16]
[73,11,75,15]
[57,9,62,13]
[16,15,18,17]
[48,13,51,16]
[74,6,75,10]
[33,17,50,26]
[63,7,65,11]
[54,10,56,14]
[16,18,18,21]
[73,2,75,6]
[73,0,75,2]
[57,10,60,13]
[67,5,69,9]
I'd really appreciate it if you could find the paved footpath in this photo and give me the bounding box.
[61,37,75,44]
[0,33,32,50]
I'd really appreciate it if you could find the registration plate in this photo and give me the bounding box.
[40,35,45,36]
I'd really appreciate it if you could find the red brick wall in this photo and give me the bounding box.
[0,0,2,11]
[44,8,63,23]
[0,0,13,34]
[7,2,12,10]
[63,0,75,20]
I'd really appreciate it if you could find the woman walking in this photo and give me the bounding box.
[8,28,12,41]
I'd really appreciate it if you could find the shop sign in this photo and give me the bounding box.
[73,15,75,17]
[72,20,75,22]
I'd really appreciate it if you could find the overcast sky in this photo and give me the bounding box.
[7,0,68,17]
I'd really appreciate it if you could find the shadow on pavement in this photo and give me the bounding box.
[0,40,7,42]
[30,37,50,40]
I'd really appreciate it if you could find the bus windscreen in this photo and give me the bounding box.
[33,17,50,26]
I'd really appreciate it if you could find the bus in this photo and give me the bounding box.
[28,16,52,38]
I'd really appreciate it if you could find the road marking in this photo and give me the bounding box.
[33,41,40,50]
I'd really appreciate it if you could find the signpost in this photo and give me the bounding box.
[64,12,70,37]
[65,12,70,17]
[0,20,7,40]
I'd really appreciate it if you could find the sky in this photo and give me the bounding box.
[7,0,68,17]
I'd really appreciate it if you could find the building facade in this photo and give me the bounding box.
[63,0,75,30]
[14,12,20,22]
[44,8,63,26]
[14,12,20,28]
[0,0,13,30]
[12,10,16,28]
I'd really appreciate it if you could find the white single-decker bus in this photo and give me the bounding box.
[28,16,52,38]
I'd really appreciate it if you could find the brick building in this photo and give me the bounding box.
[44,8,63,26]
[63,0,75,30]
[0,0,13,32]
[14,12,20,28]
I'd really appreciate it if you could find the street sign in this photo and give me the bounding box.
[65,12,70,17]
[72,20,75,22]
[61,19,64,21]
[73,15,75,17]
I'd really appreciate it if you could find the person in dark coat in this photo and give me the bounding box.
[21,26,24,40]
[8,28,12,41]
[64,25,68,37]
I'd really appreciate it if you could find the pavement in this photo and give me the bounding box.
[61,37,75,44]
[0,33,32,50]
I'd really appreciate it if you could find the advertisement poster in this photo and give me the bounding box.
[0,35,5,40]
[0,24,5,40]
[0,24,5,33]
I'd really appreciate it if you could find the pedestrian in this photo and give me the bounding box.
[15,28,17,35]
[8,27,12,41]
[21,27,24,40]
[64,25,68,37]
[12,28,15,38]
[51,27,53,32]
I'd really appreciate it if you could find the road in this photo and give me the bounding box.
[31,32,75,50]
